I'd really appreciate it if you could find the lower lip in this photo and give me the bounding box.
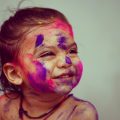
[54,76,74,82]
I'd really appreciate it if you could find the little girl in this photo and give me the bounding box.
[0,7,98,120]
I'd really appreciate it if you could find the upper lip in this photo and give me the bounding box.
[53,71,74,79]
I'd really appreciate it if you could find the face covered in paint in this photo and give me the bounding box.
[18,19,83,95]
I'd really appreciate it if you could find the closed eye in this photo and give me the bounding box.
[40,52,55,57]
[69,49,78,54]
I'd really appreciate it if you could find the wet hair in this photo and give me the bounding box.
[0,7,70,95]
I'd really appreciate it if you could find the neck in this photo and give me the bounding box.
[21,89,67,115]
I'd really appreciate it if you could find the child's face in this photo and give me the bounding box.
[18,19,83,95]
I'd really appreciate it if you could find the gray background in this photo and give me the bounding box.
[0,0,120,120]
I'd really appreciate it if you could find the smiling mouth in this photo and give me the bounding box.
[53,72,74,79]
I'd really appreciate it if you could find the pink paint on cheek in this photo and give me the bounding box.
[26,54,33,59]
[76,61,83,82]
[72,61,83,88]
[47,79,56,89]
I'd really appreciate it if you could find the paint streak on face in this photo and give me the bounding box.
[57,35,67,50]
[27,73,48,92]
[53,19,74,37]
[27,62,54,92]
[65,56,72,64]
[33,61,46,81]
[35,34,44,47]
[75,61,83,86]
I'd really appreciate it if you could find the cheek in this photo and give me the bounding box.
[20,55,55,92]
[33,61,47,80]
[26,61,48,91]
[76,61,83,81]
[43,61,55,76]
[21,55,36,72]
[72,58,83,82]
[21,55,47,80]
[19,55,36,79]
[26,60,56,91]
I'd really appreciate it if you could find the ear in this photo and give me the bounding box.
[3,63,23,85]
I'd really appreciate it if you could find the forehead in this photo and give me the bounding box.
[27,19,73,40]
[19,20,75,55]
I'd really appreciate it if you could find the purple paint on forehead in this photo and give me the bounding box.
[65,56,72,64]
[35,34,44,47]
[58,36,66,43]
[58,44,67,50]
[58,36,67,50]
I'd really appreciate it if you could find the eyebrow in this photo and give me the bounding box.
[33,42,77,54]
[68,42,77,49]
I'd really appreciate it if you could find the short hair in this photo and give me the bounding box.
[0,7,70,95]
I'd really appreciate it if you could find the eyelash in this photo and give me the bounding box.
[69,49,78,54]
[40,52,55,57]
[39,48,77,58]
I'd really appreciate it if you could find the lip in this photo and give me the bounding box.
[53,72,75,79]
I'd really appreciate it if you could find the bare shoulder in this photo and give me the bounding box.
[70,95,98,120]
[0,94,9,119]
[0,94,8,110]
[0,93,20,120]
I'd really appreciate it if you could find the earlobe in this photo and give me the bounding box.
[3,63,23,85]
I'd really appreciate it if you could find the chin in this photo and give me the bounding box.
[53,85,74,95]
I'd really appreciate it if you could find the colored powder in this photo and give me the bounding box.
[58,36,66,43]
[65,56,72,64]
[55,19,74,37]
[35,34,44,47]
[28,73,45,92]
[34,61,46,81]
[76,61,83,83]
[58,36,67,50]
[27,61,56,92]
[47,79,55,88]
[58,44,67,50]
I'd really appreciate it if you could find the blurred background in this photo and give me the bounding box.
[0,0,120,120]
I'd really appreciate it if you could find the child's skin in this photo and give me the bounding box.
[0,19,98,120]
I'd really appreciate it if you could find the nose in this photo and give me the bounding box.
[57,56,72,68]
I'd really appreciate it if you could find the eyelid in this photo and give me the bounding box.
[69,47,78,53]
[40,51,55,57]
